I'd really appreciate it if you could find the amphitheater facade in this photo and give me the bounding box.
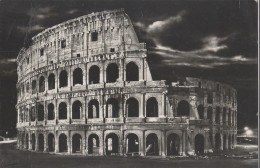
[16,9,237,156]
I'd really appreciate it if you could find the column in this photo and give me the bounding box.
[55,131,59,153]
[161,131,166,156]
[44,132,48,152]
[68,131,71,154]
[181,130,186,156]
[160,94,166,118]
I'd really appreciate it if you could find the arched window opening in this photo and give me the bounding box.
[38,134,44,151]
[167,134,180,156]
[59,102,67,119]
[48,73,55,90]
[223,108,227,125]
[72,100,82,119]
[89,65,100,84]
[207,106,213,122]
[195,134,204,155]
[126,98,139,117]
[25,134,29,149]
[88,134,100,154]
[105,133,119,155]
[228,109,231,125]
[72,134,82,153]
[126,134,139,154]
[73,68,83,86]
[215,107,221,124]
[197,105,204,119]
[106,98,118,118]
[59,70,68,88]
[37,104,44,121]
[32,80,37,94]
[106,63,119,83]
[88,99,99,118]
[30,106,36,122]
[31,133,36,150]
[207,93,213,104]
[48,103,55,120]
[215,133,221,150]
[59,134,67,152]
[39,76,45,92]
[48,134,55,152]
[146,97,158,117]
[177,100,190,116]
[146,133,159,156]
[126,62,139,81]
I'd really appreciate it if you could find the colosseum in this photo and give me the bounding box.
[16,9,237,156]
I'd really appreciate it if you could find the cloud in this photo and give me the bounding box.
[27,6,56,20]
[147,10,186,33]
[17,25,45,33]
[0,58,16,64]
[67,9,79,14]
[201,36,228,52]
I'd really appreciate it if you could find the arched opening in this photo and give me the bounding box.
[105,133,119,155]
[223,108,227,125]
[31,133,36,150]
[48,133,55,152]
[223,134,227,150]
[126,98,139,117]
[167,133,180,156]
[32,80,37,94]
[146,133,159,156]
[207,106,213,122]
[215,107,221,124]
[232,135,235,148]
[146,97,158,117]
[126,134,139,154]
[89,65,100,84]
[39,76,45,92]
[228,109,231,125]
[48,73,55,90]
[59,102,67,119]
[48,103,55,120]
[30,106,36,121]
[126,62,139,81]
[59,134,67,153]
[207,93,213,104]
[59,70,68,88]
[177,100,190,116]
[73,68,83,86]
[21,133,24,148]
[88,134,100,154]
[106,63,119,83]
[197,105,204,119]
[37,104,44,121]
[228,134,232,149]
[106,98,118,118]
[215,133,221,150]
[88,99,99,118]
[72,134,82,153]
[195,134,204,155]
[72,100,82,119]
[25,134,29,149]
[38,134,44,151]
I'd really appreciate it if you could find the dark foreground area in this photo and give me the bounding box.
[0,142,258,168]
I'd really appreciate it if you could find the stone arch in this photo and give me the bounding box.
[146,97,158,117]
[215,107,221,124]
[197,104,204,119]
[105,133,119,155]
[48,133,55,152]
[195,134,204,155]
[88,99,99,118]
[31,133,36,150]
[89,65,100,84]
[146,133,159,156]
[88,134,100,154]
[59,133,67,152]
[73,68,83,86]
[106,63,119,83]
[207,106,213,121]
[167,133,180,156]
[126,62,139,81]
[215,133,221,150]
[126,133,139,154]
[37,104,44,121]
[48,73,55,90]
[47,103,55,120]
[59,102,67,119]
[38,133,44,151]
[39,76,45,92]
[59,70,68,88]
[126,97,139,117]
[72,100,82,119]
[106,98,118,118]
[72,134,82,153]
[177,100,190,116]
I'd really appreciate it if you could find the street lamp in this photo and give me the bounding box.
[245,129,253,136]
[244,126,249,131]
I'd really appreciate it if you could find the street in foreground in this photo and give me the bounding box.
[0,142,258,168]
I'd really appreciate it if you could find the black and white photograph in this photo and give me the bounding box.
[0,0,258,167]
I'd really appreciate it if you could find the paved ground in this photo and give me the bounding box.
[0,142,258,168]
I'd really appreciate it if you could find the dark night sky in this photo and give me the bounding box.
[0,0,258,134]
